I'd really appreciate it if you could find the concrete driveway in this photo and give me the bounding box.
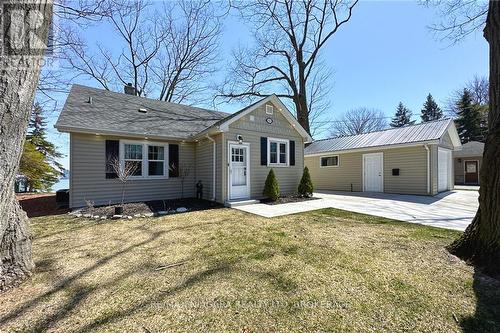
[235,190,479,231]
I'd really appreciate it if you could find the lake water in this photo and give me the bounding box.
[51,178,69,192]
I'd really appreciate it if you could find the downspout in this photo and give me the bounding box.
[424,144,430,195]
[206,135,216,201]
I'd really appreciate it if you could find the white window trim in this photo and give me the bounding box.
[267,137,289,167]
[266,104,274,115]
[320,155,340,168]
[119,140,169,180]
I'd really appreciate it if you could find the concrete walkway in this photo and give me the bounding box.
[454,185,480,191]
[234,190,479,231]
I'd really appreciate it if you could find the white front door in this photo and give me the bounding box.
[438,148,451,192]
[229,144,250,200]
[363,153,383,192]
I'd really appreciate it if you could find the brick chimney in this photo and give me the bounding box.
[124,83,137,96]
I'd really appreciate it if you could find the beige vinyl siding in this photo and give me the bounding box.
[224,102,304,201]
[70,133,196,208]
[305,145,431,195]
[383,146,428,195]
[195,138,215,201]
[439,132,455,149]
[216,134,224,203]
[305,153,362,192]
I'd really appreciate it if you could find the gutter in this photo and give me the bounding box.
[424,144,430,194]
[206,135,216,201]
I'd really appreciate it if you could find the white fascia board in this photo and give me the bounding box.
[54,125,188,142]
[218,95,313,143]
[304,140,440,157]
[445,120,462,149]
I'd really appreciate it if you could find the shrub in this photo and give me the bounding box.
[263,169,280,201]
[298,167,314,197]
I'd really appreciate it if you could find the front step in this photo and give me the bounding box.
[225,199,260,208]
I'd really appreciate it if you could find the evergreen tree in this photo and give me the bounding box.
[455,89,486,143]
[390,102,415,127]
[298,167,314,197]
[263,169,280,201]
[19,141,60,192]
[420,94,443,122]
[19,103,64,191]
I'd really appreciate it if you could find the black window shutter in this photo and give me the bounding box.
[105,140,119,179]
[169,144,179,177]
[260,137,267,166]
[289,140,295,166]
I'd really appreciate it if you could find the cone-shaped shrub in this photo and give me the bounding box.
[298,166,314,197]
[263,169,280,201]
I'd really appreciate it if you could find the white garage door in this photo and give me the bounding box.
[438,148,451,192]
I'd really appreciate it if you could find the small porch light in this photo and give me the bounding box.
[236,134,243,144]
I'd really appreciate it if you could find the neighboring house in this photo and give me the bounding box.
[14,175,28,193]
[304,119,461,196]
[453,141,484,185]
[55,85,312,208]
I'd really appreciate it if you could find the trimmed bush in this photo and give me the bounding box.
[263,169,280,201]
[298,167,314,197]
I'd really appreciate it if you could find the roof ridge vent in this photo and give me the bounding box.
[138,108,148,114]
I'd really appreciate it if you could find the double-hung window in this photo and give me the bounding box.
[123,143,143,176]
[268,138,288,166]
[121,141,168,179]
[148,145,165,176]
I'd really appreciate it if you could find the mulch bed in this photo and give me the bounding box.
[261,195,319,205]
[16,193,69,218]
[78,198,222,217]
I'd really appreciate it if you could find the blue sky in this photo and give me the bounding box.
[46,0,489,170]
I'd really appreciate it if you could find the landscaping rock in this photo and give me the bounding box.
[158,210,169,216]
[83,214,92,218]
[176,207,188,213]
[100,216,107,220]
[144,213,154,217]
[74,213,82,218]
[112,215,123,219]
[133,214,142,218]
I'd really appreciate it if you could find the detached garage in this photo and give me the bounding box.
[305,119,461,196]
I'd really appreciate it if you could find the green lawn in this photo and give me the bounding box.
[0,208,499,332]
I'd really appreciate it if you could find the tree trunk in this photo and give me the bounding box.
[295,62,311,135]
[447,1,500,276]
[0,1,52,290]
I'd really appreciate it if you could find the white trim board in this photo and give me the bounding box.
[305,141,440,157]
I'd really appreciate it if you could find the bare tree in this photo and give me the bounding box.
[430,1,500,275]
[218,0,358,135]
[0,1,53,290]
[427,0,488,43]
[61,0,221,103]
[447,75,489,115]
[329,108,387,137]
[153,1,221,104]
[108,156,139,209]
[62,0,164,96]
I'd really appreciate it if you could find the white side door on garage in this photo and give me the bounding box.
[363,152,384,192]
[438,147,452,192]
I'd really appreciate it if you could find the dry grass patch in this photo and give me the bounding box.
[0,208,499,332]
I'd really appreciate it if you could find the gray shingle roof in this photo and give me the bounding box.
[55,85,230,139]
[305,118,454,155]
[453,141,484,157]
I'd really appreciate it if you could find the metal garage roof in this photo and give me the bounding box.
[305,118,456,155]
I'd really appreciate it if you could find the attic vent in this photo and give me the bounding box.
[138,108,147,113]
[266,104,274,115]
